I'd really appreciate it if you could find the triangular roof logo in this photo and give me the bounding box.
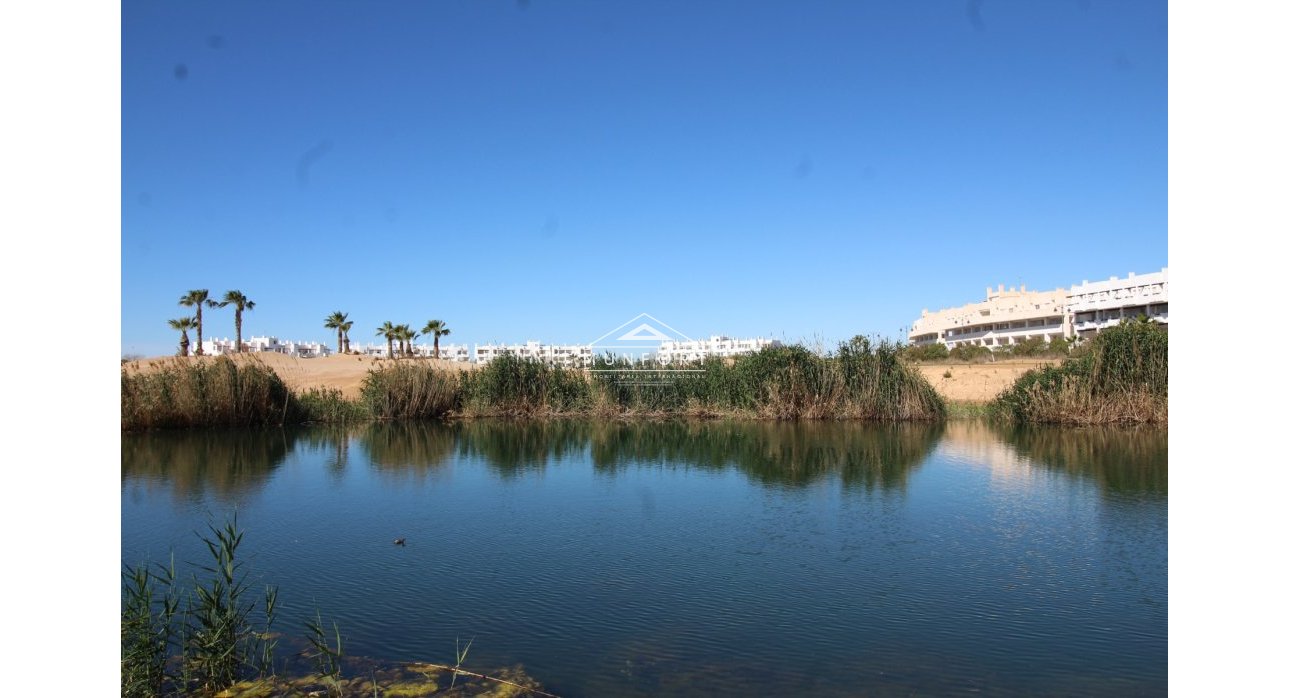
[589,313,694,346]
[617,323,672,342]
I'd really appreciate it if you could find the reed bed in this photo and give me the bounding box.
[122,516,552,697]
[456,338,944,421]
[124,340,945,429]
[359,361,461,419]
[458,353,593,416]
[122,357,295,431]
[990,319,1167,425]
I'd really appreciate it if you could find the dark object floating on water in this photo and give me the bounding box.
[393,538,406,546]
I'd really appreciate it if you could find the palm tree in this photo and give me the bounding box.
[422,320,451,359]
[179,289,216,356]
[394,324,416,358]
[324,311,348,354]
[168,317,197,357]
[340,319,353,354]
[216,290,255,352]
[376,321,397,359]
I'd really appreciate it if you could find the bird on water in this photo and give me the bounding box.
[393,538,406,546]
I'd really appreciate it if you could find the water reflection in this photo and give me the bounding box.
[453,420,591,476]
[438,418,944,490]
[121,427,298,501]
[997,423,1167,496]
[121,419,1165,498]
[581,420,943,491]
[292,425,364,480]
[361,421,455,474]
[935,421,1167,496]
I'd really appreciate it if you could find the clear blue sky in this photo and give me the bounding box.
[122,0,1166,357]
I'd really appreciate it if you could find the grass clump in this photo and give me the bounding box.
[123,515,555,696]
[459,353,593,416]
[990,318,1167,425]
[122,357,295,431]
[121,515,280,697]
[295,387,371,423]
[360,362,461,419]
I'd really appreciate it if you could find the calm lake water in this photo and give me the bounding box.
[122,420,1167,697]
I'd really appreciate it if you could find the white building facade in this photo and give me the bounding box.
[909,286,1070,351]
[1066,268,1168,340]
[200,336,332,358]
[908,268,1168,351]
[655,336,783,364]
[412,343,471,362]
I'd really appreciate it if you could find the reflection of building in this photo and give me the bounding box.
[475,341,594,368]
[655,336,783,364]
[909,286,1069,350]
[908,267,1168,350]
[936,421,1034,489]
[201,336,331,357]
[1067,268,1168,340]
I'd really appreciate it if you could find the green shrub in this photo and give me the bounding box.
[902,343,949,362]
[948,343,992,362]
[991,318,1167,425]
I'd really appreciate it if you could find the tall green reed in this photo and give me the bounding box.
[991,318,1167,425]
[122,356,295,430]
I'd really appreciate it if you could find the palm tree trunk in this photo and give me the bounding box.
[337,329,343,355]
[180,332,190,357]
[235,310,243,353]
[434,335,441,359]
[195,307,204,356]
[387,338,393,359]
[344,333,350,353]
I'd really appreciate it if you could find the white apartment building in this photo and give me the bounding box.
[908,286,1070,350]
[350,342,470,361]
[352,342,392,357]
[1067,267,1168,340]
[201,336,332,358]
[908,268,1168,350]
[655,335,783,364]
[411,343,471,362]
[475,341,595,368]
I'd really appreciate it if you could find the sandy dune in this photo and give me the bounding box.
[915,360,1061,403]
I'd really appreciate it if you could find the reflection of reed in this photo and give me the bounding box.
[447,420,943,491]
[293,425,365,478]
[452,420,593,476]
[588,421,944,491]
[122,427,297,501]
[993,423,1168,496]
[359,422,456,473]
